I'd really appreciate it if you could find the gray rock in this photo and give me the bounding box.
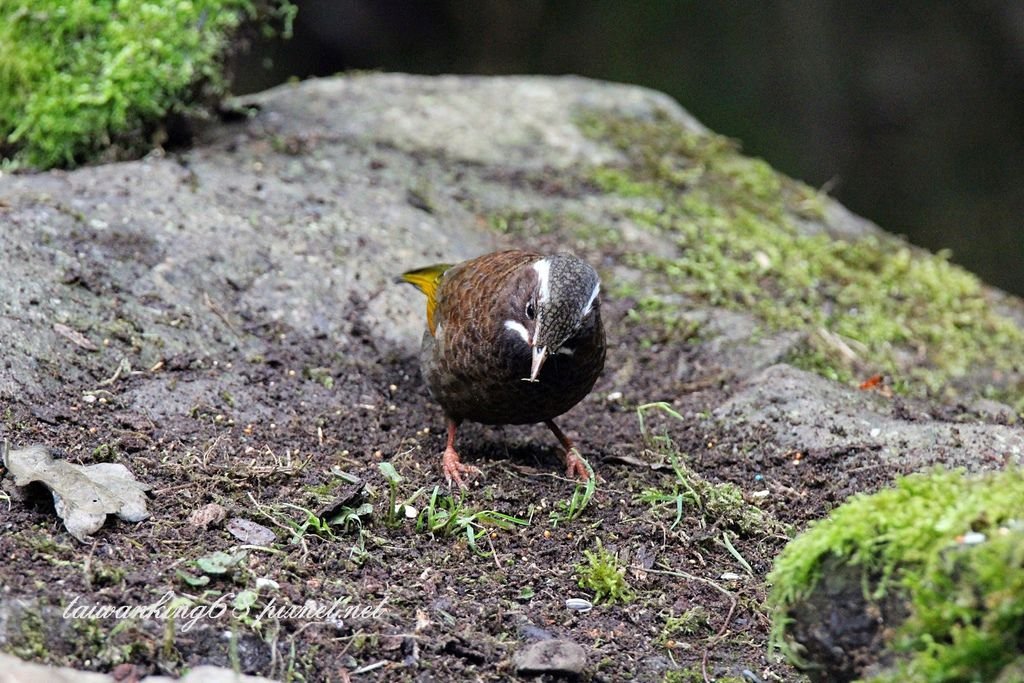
[0,74,697,418]
[0,654,278,683]
[0,73,917,419]
[513,638,587,677]
[696,310,805,381]
[0,653,113,683]
[149,664,278,683]
[968,397,1019,425]
[716,364,1024,472]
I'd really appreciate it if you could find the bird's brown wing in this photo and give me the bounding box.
[435,249,540,367]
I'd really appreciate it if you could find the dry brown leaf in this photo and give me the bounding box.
[3,443,151,542]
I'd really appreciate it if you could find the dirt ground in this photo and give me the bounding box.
[0,238,911,683]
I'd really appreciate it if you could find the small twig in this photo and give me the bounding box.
[204,292,239,336]
[53,322,98,351]
[231,544,286,555]
[487,534,502,572]
[646,564,739,683]
[350,660,387,675]
[703,598,739,682]
[150,483,195,495]
[97,358,132,387]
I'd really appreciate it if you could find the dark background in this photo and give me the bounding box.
[234,1,1024,297]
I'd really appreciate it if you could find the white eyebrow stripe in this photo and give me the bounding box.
[582,281,600,316]
[504,320,531,345]
[533,258,551,304]
[556,347,575,356]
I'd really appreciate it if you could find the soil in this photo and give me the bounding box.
[0,247,909,683]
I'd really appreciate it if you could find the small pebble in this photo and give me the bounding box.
[720,572,742,581]
[514,639,587,676]
[255,577,280,591]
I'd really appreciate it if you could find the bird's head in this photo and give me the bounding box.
[503,254,601,382]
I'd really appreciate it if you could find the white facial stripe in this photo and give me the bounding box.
[533,258,551,305]
[504,320,530,345]
[582,281,600,316]
[556,347,575,356]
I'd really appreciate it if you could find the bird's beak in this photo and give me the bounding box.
[527,345,548,382]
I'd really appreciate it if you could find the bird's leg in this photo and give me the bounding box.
[441,418,480,490]
[545,419,593,481]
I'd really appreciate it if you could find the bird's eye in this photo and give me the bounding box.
[525,300,536,320]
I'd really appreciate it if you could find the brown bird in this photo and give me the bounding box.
[399,250,605,488]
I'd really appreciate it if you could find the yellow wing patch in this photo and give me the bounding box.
[397,263,451,335]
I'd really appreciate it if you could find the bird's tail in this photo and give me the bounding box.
[396,263,451,334]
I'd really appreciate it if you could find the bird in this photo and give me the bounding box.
[398,249,606,489]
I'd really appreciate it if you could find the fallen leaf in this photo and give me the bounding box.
[195,550,247,575]
[52,323,98,351]
[226,517,276,545]
[189,502,228,529]
[859,374,884,390]
[176,569,211,587]
[3,443,150,542]
[314,480,366,520]
[233,590,258,611]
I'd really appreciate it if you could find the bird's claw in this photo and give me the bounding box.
[442,447,481,490]
[564,447,593,482]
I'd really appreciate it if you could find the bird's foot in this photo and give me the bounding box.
[563,447,593,482]
[442,447,481,490]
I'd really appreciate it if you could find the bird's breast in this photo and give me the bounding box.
[421,312,605,425]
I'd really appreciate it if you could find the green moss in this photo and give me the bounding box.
[634,406,777,536]
[662,671,744,683]
[577,111,1024,404]
[768,468,1024,682]
[10,607,48,660]
[0,0,295,168]
[637,452,769,536]
[662,669,702,683]
[304,366,335,389]
[658,606,711,645]
[576,539,634,605]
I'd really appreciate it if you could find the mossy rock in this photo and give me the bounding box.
[768,468,1024,682]
[0,0,294,169]
[574,112,1024,408]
